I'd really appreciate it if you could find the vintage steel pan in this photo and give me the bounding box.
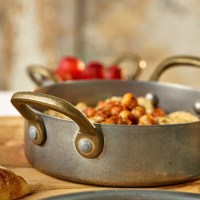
[42,190,200,200]
[11,56,200,187]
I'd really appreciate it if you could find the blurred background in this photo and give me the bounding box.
[0,0,200,91]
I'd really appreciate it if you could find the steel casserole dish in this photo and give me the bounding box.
[11,56,200,187]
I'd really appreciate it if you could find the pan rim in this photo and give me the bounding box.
[34,79,200,93]
[41,189,200,200]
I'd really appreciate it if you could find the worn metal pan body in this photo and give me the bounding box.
[11,56,200,187]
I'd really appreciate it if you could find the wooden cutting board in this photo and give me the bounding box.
[1,116,200,199]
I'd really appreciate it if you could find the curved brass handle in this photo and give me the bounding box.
[27,65,58,86]
[108,52,146,79]
[149,56,200,81]
[11,92,104,159]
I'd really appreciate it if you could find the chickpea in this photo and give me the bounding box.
[118,116,132,125]
[111,101,122,109]
[104,102,114,112]
[89,116,105,123]
[110,105,123,116]
[103,116,119,124]
[138,114,156,125]
[105,96,122,103]
[97,101,113,113]
[152,108,166,117]
[96,101,106,109]
[95,110,111,119]
[119,110,134,121]
[131,106,146,120]
[76,102,87,112]
[84,107,96,118]
[121,93,138,110]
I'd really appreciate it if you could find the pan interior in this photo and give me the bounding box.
[35,80,200,116]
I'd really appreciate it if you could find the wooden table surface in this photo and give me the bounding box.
[1,116,200,199]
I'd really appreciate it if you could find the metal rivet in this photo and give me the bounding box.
[79,139,93,153]
[29,125,38,140]
[145,93,159,107]
[194,102,200,114]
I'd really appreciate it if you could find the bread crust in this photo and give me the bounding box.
[0,167,31,200]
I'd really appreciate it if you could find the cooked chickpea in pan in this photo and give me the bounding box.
[131,106,146,120]
[138,114,156,125]
[121,93,138,110]
[45,92,199,125]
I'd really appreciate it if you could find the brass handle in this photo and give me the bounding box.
[11,92,104,159]
[108,52,146,79]
[149,56,200,81]
[27,65,58,86]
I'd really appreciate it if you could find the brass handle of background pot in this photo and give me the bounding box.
[108,52,146,79]
[149,56,200,81]
[27,65,58,86]
[11,92,104,159]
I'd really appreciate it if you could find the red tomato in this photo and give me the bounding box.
[81,62,104,79]
[103,65,122,79]
[54,57,85,80]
